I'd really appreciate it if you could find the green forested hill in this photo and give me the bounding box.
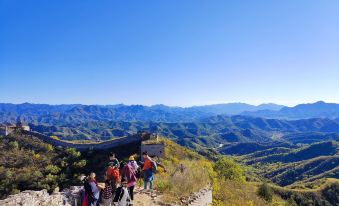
[0,131,86,199]
[238,141,339,187]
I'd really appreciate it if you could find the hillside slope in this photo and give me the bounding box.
[238,141,339,187]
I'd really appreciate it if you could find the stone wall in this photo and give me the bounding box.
[23,131,142,152]
[141,143,165,158]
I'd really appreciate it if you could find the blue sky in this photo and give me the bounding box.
[1,0,338,106]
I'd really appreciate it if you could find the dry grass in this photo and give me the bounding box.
[212,181,285,206]
[154,159,212,202]
[144,137,214,202]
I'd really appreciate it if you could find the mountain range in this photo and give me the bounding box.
[241,101,339,119]
[0,101,338,124]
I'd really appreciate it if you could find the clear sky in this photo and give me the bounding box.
[1,0,338,107]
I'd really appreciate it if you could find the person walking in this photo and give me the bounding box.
[128,155,139,171]
[121,156,138,203]
[141,152,154,191]
[106,162,120,195]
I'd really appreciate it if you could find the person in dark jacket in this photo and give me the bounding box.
[113,178,131,206]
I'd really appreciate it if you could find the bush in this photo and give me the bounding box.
[257,183,273,202]
[213,156,245,182]
[8,141,19,150]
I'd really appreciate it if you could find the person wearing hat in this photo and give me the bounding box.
[113,177,131,206]
[128,155,139,171]
[121,155,139,203]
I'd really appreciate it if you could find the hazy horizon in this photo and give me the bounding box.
[1,100,337,108]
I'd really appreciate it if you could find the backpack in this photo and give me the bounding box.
[151,160,158,173]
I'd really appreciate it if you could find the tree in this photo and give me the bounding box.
[213,157,245,182]
[257,182,273,202]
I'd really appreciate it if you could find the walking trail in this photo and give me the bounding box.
[133,186,212,206]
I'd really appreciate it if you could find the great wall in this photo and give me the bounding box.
[22,130,143,151]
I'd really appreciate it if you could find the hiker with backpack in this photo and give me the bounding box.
[113,178,131,206]
[141,152,156,191]
[121,156,138,203]
[106,162,120,195]
[127,155,139,171]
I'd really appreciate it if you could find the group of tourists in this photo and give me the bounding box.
[81,151,157,206]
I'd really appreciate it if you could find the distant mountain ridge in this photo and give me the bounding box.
[1,101,339,124]
[0,102,283,123]
[242,101,339,119]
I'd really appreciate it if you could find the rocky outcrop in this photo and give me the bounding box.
[0,186,83,206]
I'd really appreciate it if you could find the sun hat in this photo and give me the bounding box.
[129,155,135,161]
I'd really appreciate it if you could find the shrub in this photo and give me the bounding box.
[257,182,273,202]
[8,141,19,150]
[46,165,61,174]
[214,156,245,182]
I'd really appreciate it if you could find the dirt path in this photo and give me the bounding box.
[133,187,162,206]
[188,188,212,206]
[133,192,158,206]
[133,186,212,206]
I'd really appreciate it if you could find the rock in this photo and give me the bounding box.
[0,186,84,206]
[52,187,60,194]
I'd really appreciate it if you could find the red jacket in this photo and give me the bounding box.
[143,157,152,171]
[106,166,120,183]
